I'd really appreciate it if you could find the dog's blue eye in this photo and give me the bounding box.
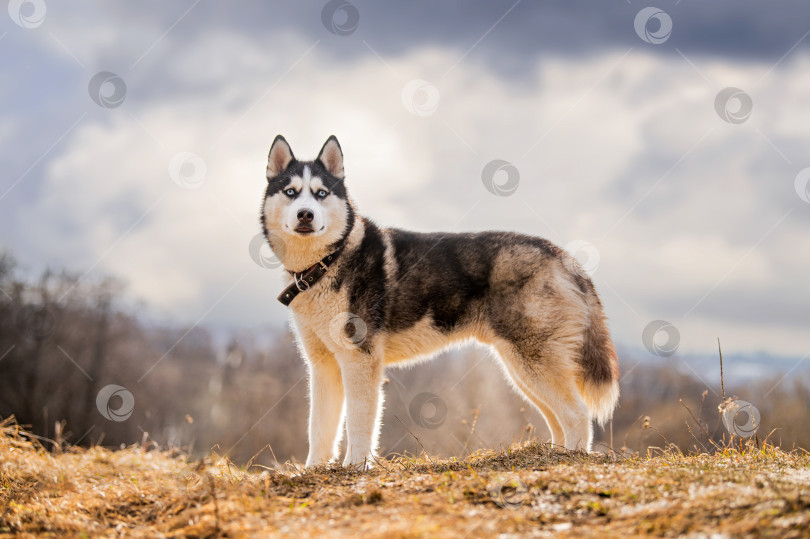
[285,188,296,197]
[317,190,328,199]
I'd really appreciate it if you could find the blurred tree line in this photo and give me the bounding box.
[1,251,808,467]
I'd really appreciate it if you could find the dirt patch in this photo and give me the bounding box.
[1,419,809,538]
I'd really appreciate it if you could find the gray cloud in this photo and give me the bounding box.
[2,0,810,361]
[136,1,810,62]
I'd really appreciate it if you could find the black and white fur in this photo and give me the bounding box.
[261,135,619,467]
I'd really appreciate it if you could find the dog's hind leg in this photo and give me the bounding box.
[300,329,345,467]
[495,351,565,446]
[495,342,593,451]
[541,379,592,451]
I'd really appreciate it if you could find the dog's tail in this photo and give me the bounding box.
[577,303,620,427]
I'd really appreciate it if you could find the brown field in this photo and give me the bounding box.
[2,419,809,538]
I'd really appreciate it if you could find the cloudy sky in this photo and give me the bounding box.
[1,1,809,363]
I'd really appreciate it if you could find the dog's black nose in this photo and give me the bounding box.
[297,209,314,224]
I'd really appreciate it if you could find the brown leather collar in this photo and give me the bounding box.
[277,244,344,306]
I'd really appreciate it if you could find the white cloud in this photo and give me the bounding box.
[16,30,810,357]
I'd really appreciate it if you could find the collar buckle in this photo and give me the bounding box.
[293,272,311,292]
[277,243,345,306]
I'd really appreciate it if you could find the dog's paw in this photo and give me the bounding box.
[305,458,333,468]
[342,456,376,471]
[305,451,341,468]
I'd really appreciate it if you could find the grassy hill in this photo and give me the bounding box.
[1,418,809,538]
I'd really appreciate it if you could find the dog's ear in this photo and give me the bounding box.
[267,135,295,178]
[316,135,344,179]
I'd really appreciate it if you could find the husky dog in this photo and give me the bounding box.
[260,135,619,467]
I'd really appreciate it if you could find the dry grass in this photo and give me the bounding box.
[1,418,809,538]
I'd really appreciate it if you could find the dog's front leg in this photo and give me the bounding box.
[305,357,345,467]
[338,351,384,468]
[300,330,345,468]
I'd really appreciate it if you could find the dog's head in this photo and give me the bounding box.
[261,135,354,269]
